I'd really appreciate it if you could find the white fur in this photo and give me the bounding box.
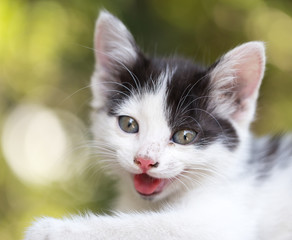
[25,187,258,240]
[24,12,292,240]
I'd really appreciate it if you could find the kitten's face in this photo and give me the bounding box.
[90,12,265,201]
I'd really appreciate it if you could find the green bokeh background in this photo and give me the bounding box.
[1,0,292,239]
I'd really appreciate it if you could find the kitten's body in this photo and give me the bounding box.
[25,11,292,240]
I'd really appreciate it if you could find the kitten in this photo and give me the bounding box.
[24,11,292,240]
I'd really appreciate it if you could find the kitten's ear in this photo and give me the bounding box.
[208,42,266,127]
[94,10,138,73]
[91,11,139,109]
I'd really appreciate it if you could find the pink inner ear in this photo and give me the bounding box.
[226,42,266,123]
[236,50,264,100]
[93,11,137,74]
[94,20,116,72]
[96,37,114,73]
[209,42,265,124]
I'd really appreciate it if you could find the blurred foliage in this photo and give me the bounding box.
[0,0,292,239]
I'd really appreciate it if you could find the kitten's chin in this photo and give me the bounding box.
[133,174,170,198]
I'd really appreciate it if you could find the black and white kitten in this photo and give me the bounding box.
[25,11,292,240]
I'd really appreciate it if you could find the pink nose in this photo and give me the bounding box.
[134,157,159,173]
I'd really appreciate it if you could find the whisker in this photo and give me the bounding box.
[178,95,214,117]
[78,45,142,92]
[186,107,225,136]
[174,74,208,117]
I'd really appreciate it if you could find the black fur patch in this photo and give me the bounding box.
[106,51,159,115]
[165,58,238,150]
[250,134,292,180]
[105,53,239,150]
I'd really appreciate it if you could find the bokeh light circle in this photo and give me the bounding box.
[1,103,87,185]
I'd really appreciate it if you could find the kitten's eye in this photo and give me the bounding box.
[172,130,197,145]
[118,116,139,134]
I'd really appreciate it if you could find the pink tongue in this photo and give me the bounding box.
[134,174,162,195]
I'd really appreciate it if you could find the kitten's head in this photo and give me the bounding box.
[90,11,265,201]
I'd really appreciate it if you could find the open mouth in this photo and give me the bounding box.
[133,173,168,196]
